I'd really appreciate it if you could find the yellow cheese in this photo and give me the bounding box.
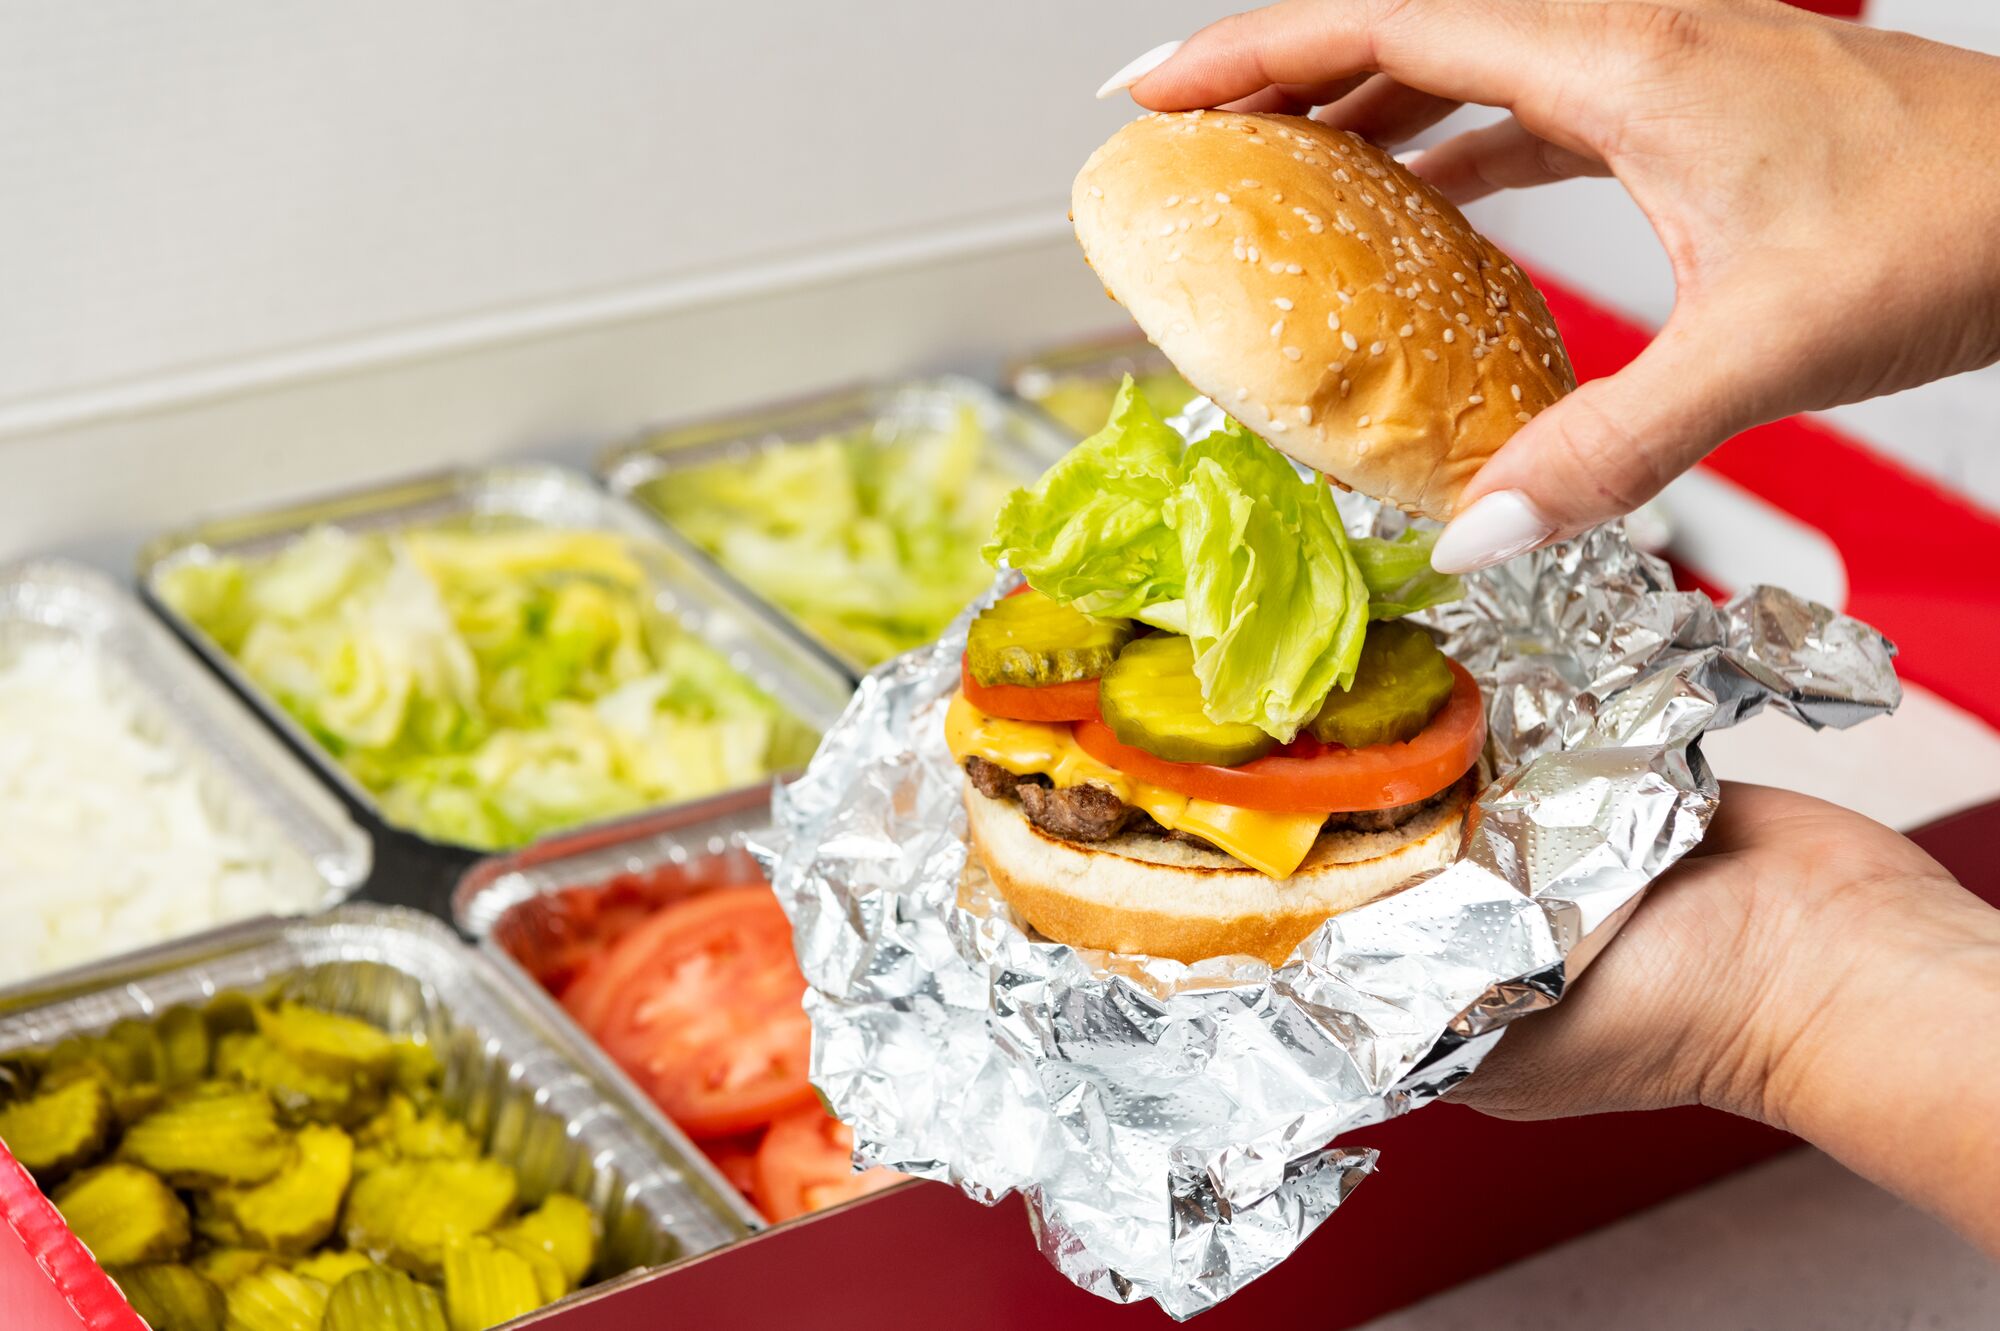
[944,692,1324,878]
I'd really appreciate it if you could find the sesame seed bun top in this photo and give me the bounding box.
[1072,111,1576,521]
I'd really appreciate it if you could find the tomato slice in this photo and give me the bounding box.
[958,657,1101,724]
[1071,661,1485,813]
[568,887,819,1139]
[751,1103,903,1223]
[701,1132,766,1208]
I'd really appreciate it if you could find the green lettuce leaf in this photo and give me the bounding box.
[985,377,1461,742]
[1351,529,1464,621]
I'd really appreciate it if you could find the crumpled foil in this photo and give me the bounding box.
[763,400,1901,1319]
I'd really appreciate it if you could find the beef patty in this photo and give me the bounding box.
[963,756,1454,857]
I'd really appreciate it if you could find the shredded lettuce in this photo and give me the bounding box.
[159,525,818,850]
[985,378,1461,742]
[638,405,1018,668]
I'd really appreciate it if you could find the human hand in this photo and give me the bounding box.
[1449,782,2000,1255]
[1099,1,2000,572]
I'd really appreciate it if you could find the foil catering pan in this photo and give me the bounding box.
[0,904,751,1288]
[601,375,1071,679]
[137,465,854,901]
[0,558,368,988]
[451,785,784,1232]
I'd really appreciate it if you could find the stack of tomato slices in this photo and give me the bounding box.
[959,653,1485,814]
[548,875,900,1223]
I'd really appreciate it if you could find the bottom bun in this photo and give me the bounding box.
[965,776,1472,965]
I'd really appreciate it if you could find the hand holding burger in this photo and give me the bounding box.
[1102,0,2000,571]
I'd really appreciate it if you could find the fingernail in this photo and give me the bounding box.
[1431,491,1556,574]
[1096,40,1182,100]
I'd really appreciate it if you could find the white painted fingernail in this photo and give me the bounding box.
[1431,490,1556,574]
[1096,40,1182,100]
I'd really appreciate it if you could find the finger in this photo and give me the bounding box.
[1313,74,1463,146]
[1125,0,1581,123]
[1405,114,1608,204]
[1431,307,1763,573]
[1221,73,1373,117]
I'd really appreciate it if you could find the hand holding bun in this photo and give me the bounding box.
[1104,1,2000,571]
[1072,110,1573,522]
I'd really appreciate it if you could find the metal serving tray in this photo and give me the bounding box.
[451,786,778,1232]
[135,466,853,891]
[0,559,369,985]
[1004,331,1192,439]
[599,374,1070,679]
[0,904,752,1290]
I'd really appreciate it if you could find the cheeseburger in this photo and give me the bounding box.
[951,112,1576,964]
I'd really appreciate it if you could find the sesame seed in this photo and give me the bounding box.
[1268,261,1285,273]
[1270,319,1285,337]
[1456,311,1472,325]
[1541,353,1552,367]
[1203,213,1220,227]
[1298,405,1313,423]
[1247,245,1260,262]
[1357,415,1372,427]
[1215,192,1231,204]
[1240,179,1260,188]
[1510,384,1523,402]
[1285,264,1302,274]
[1272,192,1284,202]
[1453,271,1466,282]
[1157,223,1175,237]
[1282,346,1303,361]
[1341,379,1352,397]
[1334,168,1351,183]
[1236,388,1250,402]
[1468,394,1484,405]
[1370,341,1385,356]
[1399,323,1414,338]
[1337,290,1353,306]
[1443,329,1455,343]
[1517,411,1533,423]
[1273,297,1293,311]
[1165,194,1181,206]
[1267,419,1288,433]
[1341,331,1359,352]
[1329,360,1345,374]
[1327,312,1341,331]
[1422,349,1439,362]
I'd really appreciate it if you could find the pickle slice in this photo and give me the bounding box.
[965,590,1131,688]
[354,1094,476,1165]
[214,1032,370,1127]
[158,1007,214,1087]
[324,1267,447,1331]
[497,1195,597,1290]
[221,1267,327,1331]
[1307,620,1456,749]
[343,1157,519,1278]
[1097,634,1278,766]
[442,1236,546,1331]
[113,1263,226,1331]
[0,1074,114,1181]
[289,1250,377,1288]
[193,1248,276,1289]
[55,1163,191,1266]
[254,1002,396,1082]
[121,1089,292,1189]
[209,1123,354,1253]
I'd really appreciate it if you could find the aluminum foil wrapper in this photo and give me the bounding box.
[764,402,1901,1319]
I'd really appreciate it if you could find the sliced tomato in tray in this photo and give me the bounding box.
[753,1103,903,1223]
[561,887,818,1139]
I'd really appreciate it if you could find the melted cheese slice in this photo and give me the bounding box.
[944,692,1324,878]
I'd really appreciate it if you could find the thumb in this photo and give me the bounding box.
[1429,311,1758,574]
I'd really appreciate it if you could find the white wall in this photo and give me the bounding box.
[0,1,1212,430]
